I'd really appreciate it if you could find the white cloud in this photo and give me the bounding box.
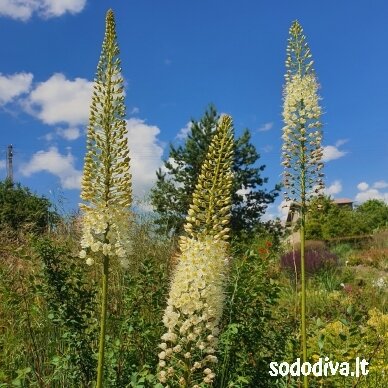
[20,147,81,189]
[176,121,192,140]
[25,73,92,126]
[126,118,164,197]
[278,200,291,221]
[0,0,87,21]
[355,180,388,203]
[41,0,86,18]
[335,139,348,147]
[0,72,33,105]
[357,182,369,191]
[130,106,140,115]
[56,127,81,141]
[262,145,273,153]
[261,204,276,221]
[257,122,273,132]
[322,144,347,162]
[43,126,82,141]
[160,157,179,173]
[236,185,251,202]
[325,180,342,196]
[0,160,5,170]
[355,189,388,203]
[159,157,184,188]
[373,180,388,189]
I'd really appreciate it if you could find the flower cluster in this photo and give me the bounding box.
[282,22,324,204]
[372,277,386,290]
[282,73,324,201]
[158,236,228,386]
[79,205,132,267]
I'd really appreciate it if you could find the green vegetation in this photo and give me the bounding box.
[0,179,58,233]
[306,196,388,240]
[1,204,386,387]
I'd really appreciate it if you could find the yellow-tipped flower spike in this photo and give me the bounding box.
[182,114,234,244]
[158,115,234,386]
[79,9,132,267]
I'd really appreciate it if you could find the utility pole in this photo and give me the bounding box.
[6,144,13,184]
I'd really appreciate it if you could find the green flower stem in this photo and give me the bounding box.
[300,128,308,388]
[282,21,324,388]
[300,212,308,388]
[96,253,109,388]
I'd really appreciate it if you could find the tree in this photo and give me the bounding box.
[305,196,355,240]
[355,199,388,232]
[150,105,279,237]
[0,179,57,233]
[79,9,132,387]
[282,21,324,387]
[304,196,332,239]
[305,197,388,240]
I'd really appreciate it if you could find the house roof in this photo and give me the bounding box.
[333,198,353,204]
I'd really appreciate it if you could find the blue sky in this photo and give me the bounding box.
[0,0,387,219]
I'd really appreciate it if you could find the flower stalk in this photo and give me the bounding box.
[282,20,325,388]
[79,9,132,387]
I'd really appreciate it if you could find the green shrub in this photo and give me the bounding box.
[0,179,58,233]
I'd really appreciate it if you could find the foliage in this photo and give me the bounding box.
[0,213,176,387]
[102,216,174,387]
[306,197,388,240]
[355,199,388,232]
[347,247,388,270]
[150,105,279,237]
[216,240,293,387]
[306,307,388,387]
[34,238,98,386]
[0,179,58,233]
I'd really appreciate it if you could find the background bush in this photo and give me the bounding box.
[0,179,58,234]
